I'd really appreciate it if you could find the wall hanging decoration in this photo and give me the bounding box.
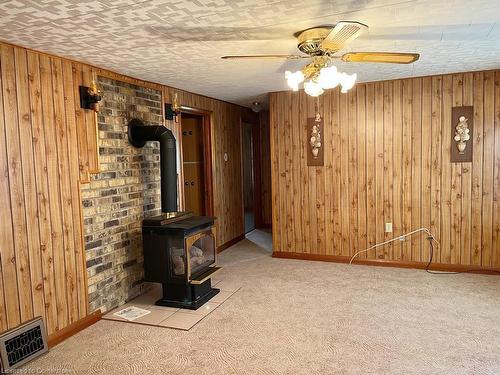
[451,106,473,162]
[307,99,324,166]
[310,113,322,158]
[454,116,470,153]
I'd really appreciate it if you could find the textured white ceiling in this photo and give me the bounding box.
[1,0,499,107]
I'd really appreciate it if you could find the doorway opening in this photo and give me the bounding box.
[242,121,256,233]
[180,110,213,216]
[240,110,272,251]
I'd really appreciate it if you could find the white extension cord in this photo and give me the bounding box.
[348,227,440,265]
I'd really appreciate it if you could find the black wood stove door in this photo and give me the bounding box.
[186,228,216,279]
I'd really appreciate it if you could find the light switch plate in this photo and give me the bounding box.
[385,223,393,233]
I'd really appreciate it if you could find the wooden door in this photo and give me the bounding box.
[182,116,205,215]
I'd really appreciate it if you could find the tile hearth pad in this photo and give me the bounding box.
[103,281,239,331]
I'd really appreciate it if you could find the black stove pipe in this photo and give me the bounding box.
[127,118,177,213]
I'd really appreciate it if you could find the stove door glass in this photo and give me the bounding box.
[188,231,215,277]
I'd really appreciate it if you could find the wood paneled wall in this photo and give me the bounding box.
[0,42,98,335]
[162,89,245,247]
[0,39,251,337]
[270,70,500,270]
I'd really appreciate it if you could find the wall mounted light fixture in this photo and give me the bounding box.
[79,79,102,112]
[165,92,181,122]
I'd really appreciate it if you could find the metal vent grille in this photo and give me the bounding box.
[321,21,368,51]
[0,317,48,371]
[299,41,323,55]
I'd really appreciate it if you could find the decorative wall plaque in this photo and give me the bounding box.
[451,106,473,163]
[307,115,324,166]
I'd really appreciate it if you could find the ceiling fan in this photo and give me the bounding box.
[221,21,420,96]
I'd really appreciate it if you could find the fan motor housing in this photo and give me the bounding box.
[295,27,332,56]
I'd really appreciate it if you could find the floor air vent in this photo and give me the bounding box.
[0,317,48,371]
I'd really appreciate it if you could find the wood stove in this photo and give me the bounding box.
[142,213,220,309]
[128,119,221,310]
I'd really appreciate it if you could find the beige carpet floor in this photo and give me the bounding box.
[24,230,500,374]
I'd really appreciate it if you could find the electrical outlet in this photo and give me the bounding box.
[385,222,393,233]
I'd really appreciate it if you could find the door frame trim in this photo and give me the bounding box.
[180,106,214,216]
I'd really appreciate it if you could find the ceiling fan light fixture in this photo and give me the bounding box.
[221,21,420,98]
[285,65,356,96]
[340,72,357,93]
[304,79,324,97]
[285,70,305,91]
[317,65,340,89]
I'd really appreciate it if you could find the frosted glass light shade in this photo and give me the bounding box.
[340,72,357,93]
[285,70,305,91]
[304,79,324,97]
[317,65,340,89]
[285,65,357,96]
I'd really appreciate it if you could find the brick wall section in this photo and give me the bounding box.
[82,76,163,313]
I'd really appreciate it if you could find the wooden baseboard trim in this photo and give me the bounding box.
[217,234,245,253]
[272,251,500,275]
[47,310,102,348]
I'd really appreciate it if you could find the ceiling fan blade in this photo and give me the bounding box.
[361,23,495,41]
[341,52,420,64]
[320,21,368,51]
[221,54,309,60]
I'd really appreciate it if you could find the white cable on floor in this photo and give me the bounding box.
[348,227,440,265]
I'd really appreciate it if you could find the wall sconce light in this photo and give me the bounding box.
[79,79,102,112]
[165,92,181,122]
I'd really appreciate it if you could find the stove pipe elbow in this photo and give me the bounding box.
[127,118,178,213]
